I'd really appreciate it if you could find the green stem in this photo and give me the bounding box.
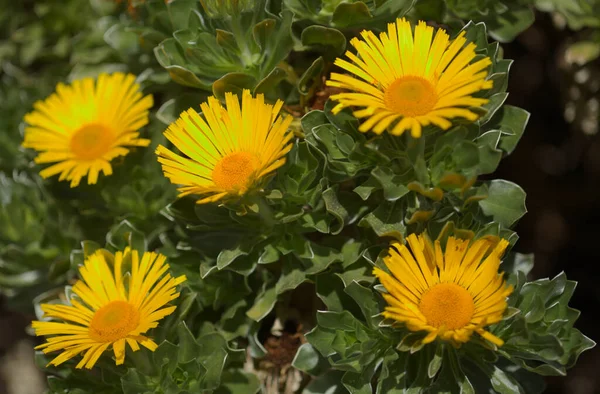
[248,194,276,228]
[229,17,254,69]
[407,133,429,185]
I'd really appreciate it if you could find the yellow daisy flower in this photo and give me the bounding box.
[23,73,154,187]
[327,18,493,138]
[156,90,293,204]
[373,233,513,347]
[32,248,186,369]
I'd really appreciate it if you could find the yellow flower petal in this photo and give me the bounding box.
[375,233,512,347]
[326,18,492,137]
[156,90,293,204]
[31,248,186,369]
[22,73,153,187]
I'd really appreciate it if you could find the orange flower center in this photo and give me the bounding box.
[212,151,259,191]
[89,301,140,343]
[384,76,438,117]
[70,123,115,160]
[419,283,474,330]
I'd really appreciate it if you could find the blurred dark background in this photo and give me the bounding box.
[0,9,599,394]
[499,11,600,394]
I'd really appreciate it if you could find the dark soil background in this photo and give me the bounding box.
[499,11,600,394]
[0,10,598,394]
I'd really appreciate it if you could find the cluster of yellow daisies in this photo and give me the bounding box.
[26,19,510,369]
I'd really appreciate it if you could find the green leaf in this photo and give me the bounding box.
[301,26,346,56]
[453,141,480,172]
[121,369,155,394]
[342,362,378,394]
[212,72,257,100]
[489,8,535,43]
[565,40,600,66]
[215,29,239,54]
[176,322,202,363]
[216,241,254,270]
[316,273,362,314]
[324,99,360,133]
[292,343,331,376]
[448,349,474,394]
[298,57,325,95]
[476,130,503,175]
[104,24,139,56]
[276,261,307,294]
[489,366,522,394]
[196,339,229,389]
[344,281,380,328]
[246,286,277,321]
[332,2,372,27]
[302,370,347,394]
[301,242,345,275]
[82,240,102,258]
[428,343,444,378]
[371,167,410,201]
[502,252,534,278]
[486,105,530,155]
[408,0,446,21]
[359,202,406,241]
[253,10,294,78]
[376,350,408,394]
[354,175,381,201]
[322,186,367,235]
[215,370,260,394]
[479,92,509,124]
[478,180,527,227]
[254,67,287,95]
[167,0,198,30]
[107,220,147,253]
[155,93,208,125]
[407,182,443,201]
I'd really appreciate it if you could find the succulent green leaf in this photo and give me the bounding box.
[212,72,258,100]
[298,57,325,95]
[342,362,378,394]
[216,240,254,270]
[167,0,199,30]
[322,186,368,234]
[302,370,347,394]
[246,286,277,321]
[316,273,363,315]
[106,220,147,253]
[376,350,408,393]
[276,261,307,294]
[478,180,527,227]
[359,202,406,241]
[428,343,444,378]
[332,2,372,27]
[371,167,410,201]
[488,7,535,43]
[254,67,287,95]
[301,26,346,56]
[253,10,294,78]
[476,130,503,175]
[214,370,260,394]
[292,343,331,376]
[486,105,530,155]
[344,281,380,328]
[156,93,210,125]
